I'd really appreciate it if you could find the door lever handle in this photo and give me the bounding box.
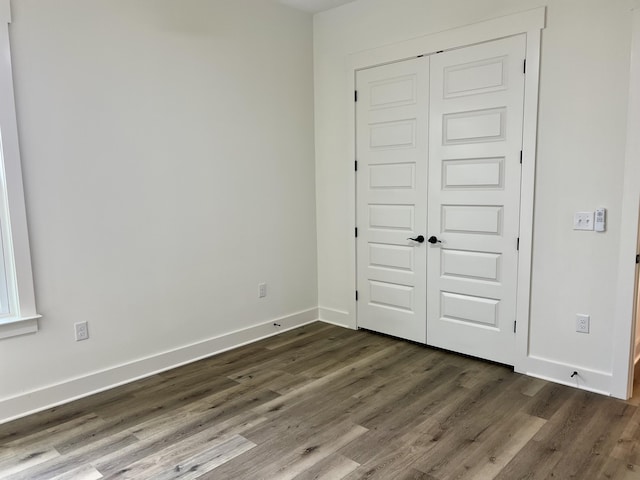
[428,236,442,244]
[407,235,425,243]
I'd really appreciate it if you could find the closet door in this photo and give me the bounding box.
[426,35,526,365]
[355,57,429,343]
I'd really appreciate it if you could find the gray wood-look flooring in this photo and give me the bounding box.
[2,322,640,479]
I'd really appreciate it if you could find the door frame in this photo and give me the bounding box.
[346,8,545,373]
[611,5,640,399]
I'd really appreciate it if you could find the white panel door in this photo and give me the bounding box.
[426,35,526,364]
[356,57,429,343]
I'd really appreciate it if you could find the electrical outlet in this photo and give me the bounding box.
[74,321,89,341]
[259,283,267,298]
[576,314,590,334]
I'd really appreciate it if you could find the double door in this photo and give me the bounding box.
[356,35,526,365]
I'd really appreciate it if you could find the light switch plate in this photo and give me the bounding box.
[574,212,594,231]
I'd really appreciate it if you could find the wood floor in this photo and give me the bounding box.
[2,322,640,480]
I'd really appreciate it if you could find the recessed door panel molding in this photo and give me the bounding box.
[442,157,504,189]
[442,205,503,235]
[369,205,414,231]
[356,56,429,343]
[444,56,508,98]
[370,119,417,150]
[370,163,416,189]
[369,74,417,109]
[427,34,526,365]
[441,291,500,328]
[369,280,414,312]
[369,243,415,272]
[441,249,501,282]
[443,108,506,145]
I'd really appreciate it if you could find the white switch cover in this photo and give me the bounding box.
[573,212,594,231]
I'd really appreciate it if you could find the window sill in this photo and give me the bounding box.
[0,315,41,339]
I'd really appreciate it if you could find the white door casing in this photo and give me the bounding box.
[356,57,429,343]
[426,35,527,365]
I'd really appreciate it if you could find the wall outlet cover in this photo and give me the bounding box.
[74,321,89,341]
[576,314,590,334]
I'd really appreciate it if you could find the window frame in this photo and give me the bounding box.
[0,0,40,339]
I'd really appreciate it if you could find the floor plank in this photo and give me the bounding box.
[2,323,640,480]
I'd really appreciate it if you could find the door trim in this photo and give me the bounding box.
[612,6,640,399]
[347,8,545,373]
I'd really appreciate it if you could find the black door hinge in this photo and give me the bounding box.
[636,254,639,264]
[355,227,358,238]
[517,238,520,251]
[523,59,527,74]
[520,150,523,164]
[355,160,358,172]
[356,291,359,301]
[355,90,358,102]
[514,321,517,333]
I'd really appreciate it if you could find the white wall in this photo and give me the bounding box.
[636,275,640,361]
[315,0,634,390]
[632,6,640,365]
[0,0,317,422]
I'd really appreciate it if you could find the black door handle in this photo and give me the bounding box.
[428,236,442,244]
[407,235,425,243]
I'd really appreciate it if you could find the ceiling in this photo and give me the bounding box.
[277,0,357,14]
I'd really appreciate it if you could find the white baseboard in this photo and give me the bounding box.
[0,308,319,424]
[318,307,354,329]
[3,310,621,424]
[521,355,613,397]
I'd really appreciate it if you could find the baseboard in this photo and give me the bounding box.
[318,307,354,329]
[0,308,319,424]
[521,355,613,397]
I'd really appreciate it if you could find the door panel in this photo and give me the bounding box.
[356,57,429,343]
[443,56,508,98]
[441,249,501,281]
[441,205,503,234]
[443,108,506,144]
[440,292,499,327]
[442,157,504,189]
[427,35,526,365]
